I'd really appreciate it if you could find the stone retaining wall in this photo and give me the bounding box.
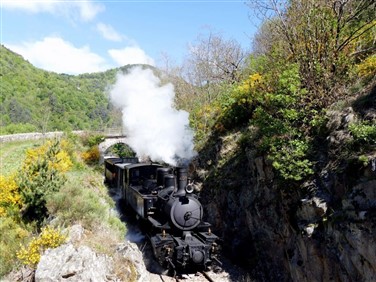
[0,131,85,143]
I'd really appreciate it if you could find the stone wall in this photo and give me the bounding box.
[0,130,124,143]
[0,131,85,143]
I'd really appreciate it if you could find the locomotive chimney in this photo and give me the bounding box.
[174,167,188,197]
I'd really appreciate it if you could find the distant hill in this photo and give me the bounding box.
[0,45,158,135]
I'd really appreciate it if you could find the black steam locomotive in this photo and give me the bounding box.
[104,157,220,272]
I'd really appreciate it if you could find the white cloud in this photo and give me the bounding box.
[109,47,155,66]
[77,1,104,21]
[2,0,56,13]
[7,36,110,74]
[97,23,122,42]
[2,0,104,22]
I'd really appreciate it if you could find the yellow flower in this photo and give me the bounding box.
[17,226,66,268]
[23,140,73,174]
[0,174,22,216]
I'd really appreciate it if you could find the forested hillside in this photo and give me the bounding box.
[0,46,162,135]
[0,45,114,134]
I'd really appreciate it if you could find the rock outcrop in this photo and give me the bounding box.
[34,224,151,282]
[197,92,376,281]
[35,243,115,281]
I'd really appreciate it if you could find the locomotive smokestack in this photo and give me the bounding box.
[174,167,188,197]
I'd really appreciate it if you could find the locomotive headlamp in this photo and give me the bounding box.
[185,183,194,194]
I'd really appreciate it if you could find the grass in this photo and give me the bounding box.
[45,162,131,279]
[0,139,44,175]
[0,138,129,279]
[46,163,126,236]
[0,139,44,277]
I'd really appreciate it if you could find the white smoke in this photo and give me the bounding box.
[109,66,196,166]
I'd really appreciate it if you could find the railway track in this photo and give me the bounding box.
[200,271,216,282]
[158,270,219,282]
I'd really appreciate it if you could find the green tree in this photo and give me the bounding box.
[18,140,72,224]
[249,0,375,105]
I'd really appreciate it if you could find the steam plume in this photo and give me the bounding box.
[110,66,196,166]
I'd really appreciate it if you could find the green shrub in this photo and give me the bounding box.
[358,155,370,167]
[17,226,66,268]
[217,73,264,130]
[47,170,125,235]
[269,139,314,181]
[81,145,100,165]
[18,140,72,224]
[81,133,105,147]
[356,55,376,81]
[0,174,22,218]
[349,121,376,144]
[0,217,29,277]
[109,143,135,158]
[107,215,126,236]
[1,123,37,135]
[47,183,106,229]
[1,137,126,278]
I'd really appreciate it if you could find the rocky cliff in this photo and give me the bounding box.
[195,85,376,281]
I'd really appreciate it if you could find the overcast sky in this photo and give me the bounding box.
[1,0,258,75]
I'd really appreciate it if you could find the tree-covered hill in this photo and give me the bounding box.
[0,45,159,135]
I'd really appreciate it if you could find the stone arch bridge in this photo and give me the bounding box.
[98,136,128,161]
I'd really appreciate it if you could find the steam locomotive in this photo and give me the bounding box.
[104,157,220,272]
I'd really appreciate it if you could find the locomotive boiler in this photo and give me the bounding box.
[104,157,220,272]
